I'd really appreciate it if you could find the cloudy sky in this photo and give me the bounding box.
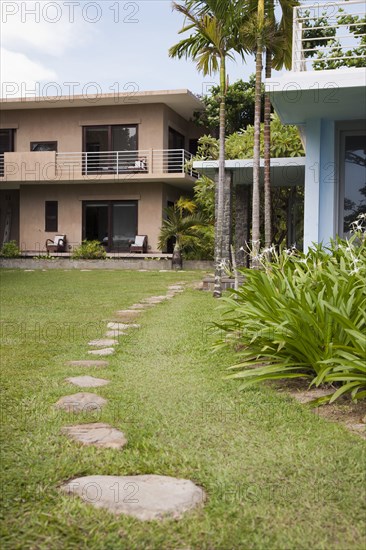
[0,0,260,99]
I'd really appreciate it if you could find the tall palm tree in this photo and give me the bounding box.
[169,1,246,296]
[263,0,298,248]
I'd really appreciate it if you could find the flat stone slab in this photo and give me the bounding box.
[115,310,141,317]
[107,323,140,330]
[88,338,118,347]
[66,376,110,388]
[129,304,148,310]
[66,360,108,368]
[105,330,127,338]
[88,348,115,356]
[61,423,127,449]
[55,393,107,413]
[168,285,184,290]
[61,475,205,521]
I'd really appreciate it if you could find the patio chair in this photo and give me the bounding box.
[130,235,148,253]
[46,235,67,253]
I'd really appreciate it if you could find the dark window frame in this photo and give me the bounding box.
[31,141,58,152]
[45,201,58,232]
[0,129,15,153]
[82,124,138,153]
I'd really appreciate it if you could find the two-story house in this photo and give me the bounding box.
[0,90,203,253]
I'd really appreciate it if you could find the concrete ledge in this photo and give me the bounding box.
[0,258,214,271]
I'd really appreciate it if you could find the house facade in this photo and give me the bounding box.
[0,90,203,253]
[266,0,366,251]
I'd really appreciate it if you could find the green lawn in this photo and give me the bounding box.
[0,269,365,550]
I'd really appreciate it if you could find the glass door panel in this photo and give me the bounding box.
[84,127,111,173]
[112,202,137,251]
[84,203,109,245]
[342,134,366,235]
[168,127,185,173]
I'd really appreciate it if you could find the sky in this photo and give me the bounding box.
[0,0,261,99]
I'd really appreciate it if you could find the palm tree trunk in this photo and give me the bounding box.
[264,48,272,249]
[235,184,250,267]
[214,56,227,298]
[252,40,263,267]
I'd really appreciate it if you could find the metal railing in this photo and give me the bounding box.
[0,154,4,177]
[292,1,366,71]
[56,149,197,178]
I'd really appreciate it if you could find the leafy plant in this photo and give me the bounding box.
[0,241,21,258]
[71,240,106,260]
[215,216,366,405]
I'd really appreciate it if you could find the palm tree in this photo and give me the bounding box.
[169,1,246,295]
[263,0,298,248]
[158,204,206,269]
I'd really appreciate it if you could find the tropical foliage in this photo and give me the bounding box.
[193,76,264,136]
[0,240,20,258]
[71,240,106,259]
[158,200,209,267]
[215,215,366,405]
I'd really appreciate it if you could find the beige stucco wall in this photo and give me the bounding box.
[18,182,170,252]
[1,104,166,153]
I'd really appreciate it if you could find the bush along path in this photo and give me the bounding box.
[55,282,206,521]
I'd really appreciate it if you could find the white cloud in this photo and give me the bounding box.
[0,48,57,97]
[1,1,96,56]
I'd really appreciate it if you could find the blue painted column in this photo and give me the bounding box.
[319,119,336,245]
[303,119,321,251]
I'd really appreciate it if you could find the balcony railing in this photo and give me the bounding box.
[55,149,197,178]
[292,1,366,71]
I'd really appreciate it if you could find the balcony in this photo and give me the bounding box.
[0,149,198,184]
[292,0,366,71]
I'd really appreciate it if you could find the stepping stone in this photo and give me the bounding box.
[115,310,141,318]
[66,360,109,368]
[61,475,205,521]
[105,330,127,338]
[88,348,115,356]
[66,376,110,388]
[80,269,92,272]
[168,285,184,290]
[107,323,140,330]
[88,338,118,347]
[129,304,147,310]
[24,270,35,272]
[61,423,127,449]
[55,393,107,413]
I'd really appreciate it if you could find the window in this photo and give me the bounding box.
[83,125,138,174]
[0,129,15,176]
[339,130,366,236]
[45,201,58,232]
[31,141,57,152]
[83,200,137,251]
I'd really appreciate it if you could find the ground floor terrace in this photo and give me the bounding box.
[0,181,188,254]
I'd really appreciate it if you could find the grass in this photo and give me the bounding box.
[0,269,365,550]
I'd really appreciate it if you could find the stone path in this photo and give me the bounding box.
[61,423,127,449]
[88,348,115,356]
[57,280,206,520]
[66,375,110,388]
[55,392,107,413]
[61,474,205,520]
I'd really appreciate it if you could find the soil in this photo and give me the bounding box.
[268,378,366,440]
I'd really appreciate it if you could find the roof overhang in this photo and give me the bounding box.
[265,68,366,125]
[193,157,305,187]
[0,89,204,121]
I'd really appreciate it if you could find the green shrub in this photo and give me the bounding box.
[71,240,106,260]
[0,241,21,258]
[215,217,366,405]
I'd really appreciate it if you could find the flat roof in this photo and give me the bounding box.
[193,157,305,186]
[0,89,204,121]
[266,68,366,124]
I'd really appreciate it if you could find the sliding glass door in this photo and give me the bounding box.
[83,201,137,251]
[83,125,137,174]
[339,130,366,236]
